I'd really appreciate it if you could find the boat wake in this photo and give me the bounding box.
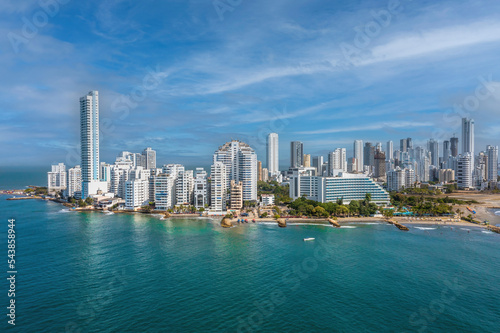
[340,226,357,229]
[58,209,71,213]
[482,230,493,234]
[415,227,436,230]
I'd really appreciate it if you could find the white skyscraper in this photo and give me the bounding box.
[47,163,67,192]
[328,148,347,176]
[427,139,439,167]
[487,145,498,184]
[213,140,257,202]
[457,153,473,189]
[66,165,82,198]
[176,170,194,205]
[266,133,279,176]
[210,161,227,212]
[386,141,393,161]
[142,147,157,170]
[354,140,363,172]
[80,91,107,198]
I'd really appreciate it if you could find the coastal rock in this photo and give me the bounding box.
[277,218,287,228]
[221,217,233,228]
[328,218,341,228]
[164,212,171,218]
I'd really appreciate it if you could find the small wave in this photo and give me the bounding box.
[415,227,436,230]
[257,222,277,226]
[495,211,500,216]
[482,231,493,234]
[460,228,471,231]
[58,209,71,213]
[340,226,357,229]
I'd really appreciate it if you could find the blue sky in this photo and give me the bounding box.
[1,0,500,168]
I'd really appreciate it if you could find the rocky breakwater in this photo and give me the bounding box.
[221,217,233,228]
[387,219,409,231]
[328,218,341,228]
[487,225,500,234]
[277,218,287,228]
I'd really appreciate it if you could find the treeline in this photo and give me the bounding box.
[287,195,378,218]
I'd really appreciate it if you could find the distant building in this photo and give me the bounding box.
[312,156,324,176]
[354,140,364,172]
[386,141,393,161]
[142,147,156,169]
[439,169,455,184]
[262,168,269,182]
[487,145,498,185]
[124,167,150,210]
[450,136,459,157]
[303,154,311,168]
[427,139,439,166]
[257,161,263,181]
[328,148,347,176]
[290,141,304,168]
[374,150,386,179]
[48,163,67,192]
[267,133,279,175]
[154,173,175,210]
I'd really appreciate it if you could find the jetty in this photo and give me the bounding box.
[387,219,409,231]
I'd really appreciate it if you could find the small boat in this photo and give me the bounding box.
[303,238,315,241]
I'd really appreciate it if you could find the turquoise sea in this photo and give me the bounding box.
[1,169,500,332]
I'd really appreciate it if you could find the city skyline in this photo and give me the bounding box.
[1,0,500,166]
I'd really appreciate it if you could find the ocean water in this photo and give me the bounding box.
[1,196,499,332]
[0,166,48,190]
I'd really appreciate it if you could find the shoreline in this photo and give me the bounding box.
[2,192,499,229]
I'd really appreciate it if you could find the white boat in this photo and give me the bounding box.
[303,238,315,241]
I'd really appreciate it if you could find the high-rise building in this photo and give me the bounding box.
[142,147,156,170]
[363,142,375,168]
[230,180,243,209]
[374,151,386,179]
[257,161,263,181]
[210,161,227,212]
[303,154,311,168]
[443,140,451,162]
[386,141,393,161]
[457,153,473,189]
[290,141,304,168]
[176,170,194,206]
[354,140,363,172]
[487,145,498,184]
[154,173,175,210]
[427,139,439,166]
[438,169,455,184]
[387,167,415,192]
[450,136,459,157]
[66,165,82,198]
[312,156,324,176]
[194,168,208,209]
[328,148,347,176]
[462,118,475,155]
[47,163,67,192]
[213,140,257,202]
[266,133,279,175]
[80,91,107,198]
